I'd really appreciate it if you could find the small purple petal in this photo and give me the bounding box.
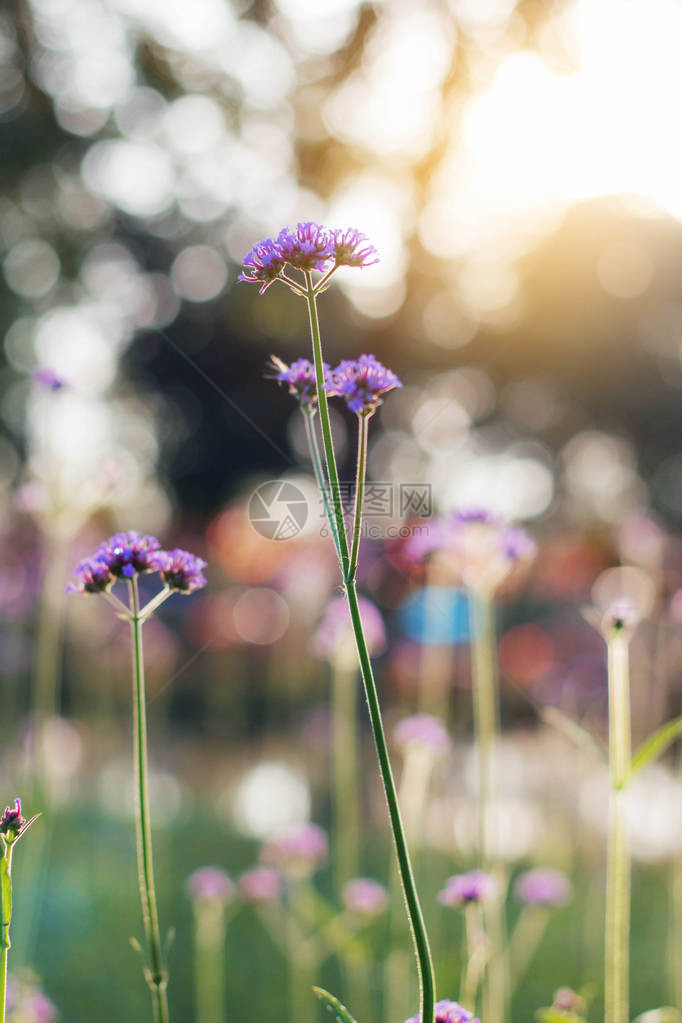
[404,1000,479,1023]
[327,354,402,417]
[438,870,498,907]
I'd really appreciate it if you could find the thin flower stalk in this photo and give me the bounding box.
[129,576,169,1023]
[508,905,550,992]
[301,406,343,565]
[460,903,487,1014]
[605,630,632,1023]
[468,590,509,1023]
[0,800,38,1023]
[192,901,228,1023]
[671,747,682,1008]
[302,278,436,1023]
[331,656,361,895]
[349,413,369,581]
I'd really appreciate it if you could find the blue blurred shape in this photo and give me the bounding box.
[399,586,471,645]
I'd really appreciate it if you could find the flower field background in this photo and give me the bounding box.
[0,0,681,1020]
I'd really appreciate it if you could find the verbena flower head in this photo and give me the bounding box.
[186,866,234,903]
[343,878,389,917]
[0,798,26,839]
[328,354,402,416]
[515,867,572,907]
[275,222,334,272]
[269,356,330,408]
[66,554,114,594]
[311,594,386,663]
[551,988,587,1014]
[238,866,283,904]
[261,823,328,876]
[394,714,451,756]
[95,531,162,580]
[407,508,536,594]
[405,1000,478,1023]
[331,228,379,268]
[152,549,207,593]
[438,869,498,907]
[238,236,286,293]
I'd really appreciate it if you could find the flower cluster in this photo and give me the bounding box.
[327,354,402,416]
[515,867,572,907]
[67,531,207,597]
[270,356,330,408]
[407,508,536,594]
[239,222,378,292]
[438,870,498,907]
[405,1000,478,1023]
[238,867,283,904]
[260,823,328,877]
[394,714,451,756]
[0,798,26,840]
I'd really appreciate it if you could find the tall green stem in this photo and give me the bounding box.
[468,591,508,1023]
[605,633,631,1023]
[305,279,435,1022]
[302,407,343,565]
[0,843,14,1023]
[331,659,360,895]
[129,578,169,1023]
[349,414,369,580]
[193,901,226,1023]
[670,746,682,1008]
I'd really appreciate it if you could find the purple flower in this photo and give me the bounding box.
[515,868,572,907]
[342,878,389,917]
[95,531,162,580]
[405,999,478,1023]
[600,598,639,634]
[0,798,26,838]
[186,866,234,903]
[327,354,402,416]
[152,548,207,593]
[24,991,58,1022]
[311,595,386,662]
[238,237,286,294]
[551,988,586,1014]
[269,356,330,408]
[406,509,536,594]
[238,867,283,904]
[438,870,498,907]
[275,222,334,272]
[261,823,328,875]
[32,367,66,391]
[331,228,379,268]
[66,555,114,594]
[394,715,451,755]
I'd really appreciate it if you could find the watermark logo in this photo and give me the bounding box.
[248,480,309,540]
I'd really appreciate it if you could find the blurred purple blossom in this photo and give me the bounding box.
[405,1000,478,1023]
[393,714,450,755]
[152,549,207,593]
[438,870,498,907]
[0,797,26,838]
[269,356,330,408]
[514,867,572,907]
[186,866,234,903]
[331,228,379,268]
[238,866,283,904]
[311,595,386,661]
[342,878,389,917]
[261,823,328,875]
[327,354,402,416]
[32,367,66,391]
[406,508,536,594]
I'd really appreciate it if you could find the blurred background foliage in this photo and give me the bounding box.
[0,0,681,1019]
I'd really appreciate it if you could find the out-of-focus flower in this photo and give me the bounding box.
[311,595,386,663]
[438,869,498,907]
[261,823,328,876]
[269,356,330,408]
[327,355,402,416]
[405,999,478,1023]
[152,549,207,593]
[238,867,283,904]
[514,868,572,907]
[0,798,26,839]
[275,222,334,272]
[238,237,286,294]
[185,866,234,903]
[331,228,379,269]
[31,367,67,391]
[552,988,586,1014]
[406,509,536,594]
[22,990,59,1022]
[584,596,641,639]
[342,878,389,917]
[393,714,450,756]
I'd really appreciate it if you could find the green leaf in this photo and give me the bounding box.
[630,717,682,780]
[313,987,358,1023]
